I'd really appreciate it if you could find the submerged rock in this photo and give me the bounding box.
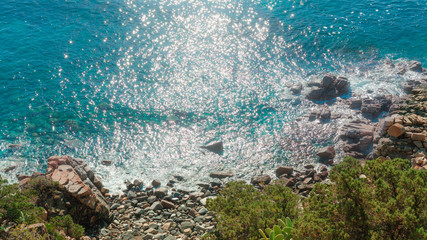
[209,171,233,179]
[200,141,224,154]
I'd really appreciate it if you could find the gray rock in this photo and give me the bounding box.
[198,207,208,215]
[200,141,224,154]
[290,83,303,95]
[100,228,111,236]
[209,171,233,179]
[189,191,204,200]
[154,187,168,199]
[111,203,120,210]
[135,207,144,215]
[180,221,195,231]
[151,201,163,211]
[164,236,176,240]
[251,174,271,185]
[152,179,161,188]
[147,196,157,204]
[408,60,423,73]
[127,191,136,199]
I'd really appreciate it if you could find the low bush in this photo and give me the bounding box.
[207,181,299,240]
[294,157,427,240]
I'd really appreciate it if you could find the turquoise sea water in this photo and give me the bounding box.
[1,0,426,190]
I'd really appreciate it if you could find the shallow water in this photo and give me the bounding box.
[0,0,426,191]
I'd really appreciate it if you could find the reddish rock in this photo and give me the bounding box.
[411,133,426,141]
[161,200,176,209]
[388,123,405,138]
[317,146,336,161]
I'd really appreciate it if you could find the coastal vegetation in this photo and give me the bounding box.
[0,176,84,239]
[206,157,426,240]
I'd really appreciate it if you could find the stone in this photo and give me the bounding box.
[349,99,362,109]
[388,123,405,138]
[43,156,110,225]
[152,179,161,187]
[147,196,157,203]
[161,200,176,209]
[275,166,293,177]
[164,236,176,240]
[251,174,271,185]
[180,221,195,231]
[3,165,17,173]
[189,191,204,200]
[154,187,168,199]
[198,207,208,215]
[317,146,336,160]
[151,201,163,211]
[290,83,303,95]
[200,141,224,154]
[101,160,112,166]
[306,74,350,101]
[414,141,423,149]
[411,133,426,141]
[209,171,233,179]
[408,60,423,73]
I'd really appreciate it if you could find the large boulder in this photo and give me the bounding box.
[317,146,336,164]
[275,166,293,177]
[45,156,110,225]
[387,123,405,138]
[306,74,350,101]
[251,175,271,185]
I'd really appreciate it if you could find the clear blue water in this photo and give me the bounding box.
[1,0,426,190]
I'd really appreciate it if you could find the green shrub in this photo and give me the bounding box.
[0,178,44,224]
[49,215,84,239]
[294,157,427,240]
[207,181,298,240]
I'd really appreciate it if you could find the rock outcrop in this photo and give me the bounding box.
[375,86,427,170]
[19,156,110,226]
[306,74,350,101]
[339,120,375,158]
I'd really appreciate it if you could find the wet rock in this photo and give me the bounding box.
[275,166,293,177]
[388,123,406,138]
[152,179,161,188]
[7,144,22,151]
[290,83,303,95]
[317,146,335,160]
[101,160,112,166]
[349,98,362,109]
[3,165,17,173]
[154,187,168,199]
[200,141,223,154]
[306,74,350,101]
[251,174,271,185]
[408,60,424,73]
[209,171,233,179]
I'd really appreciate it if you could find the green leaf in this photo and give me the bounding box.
[269,231,275,240]
[283,227,292,235]
[273,225,281,235]
[278,219,286,229]
[285,217,293,228]
[266,228,273,235]
[274,234,285,240]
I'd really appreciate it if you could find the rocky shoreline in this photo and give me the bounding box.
[2,61,426,239]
